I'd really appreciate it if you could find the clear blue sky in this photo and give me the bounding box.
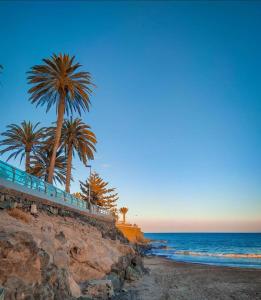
[0,1,260,232]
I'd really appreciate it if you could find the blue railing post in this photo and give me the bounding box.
[29,175,32,189]
[12,167,15,182]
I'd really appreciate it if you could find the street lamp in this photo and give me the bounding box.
[86,165,92,209]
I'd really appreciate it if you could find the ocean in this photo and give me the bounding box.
[144,233,261,269]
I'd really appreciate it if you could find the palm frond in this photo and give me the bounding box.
[27,53,95,115]
[0,121,45,168]
[30,148,67,185]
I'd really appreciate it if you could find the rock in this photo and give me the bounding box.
[10,201,17,209]
[131,255,143,267]
[0,207,138,300]
[0,231,42,285]
[68,275,81,298]
[47,206,58,215]
[53,249,69,268]
[0,286,4,300]
[106,272,122,291]
[55,231,66,244]
[30,204,37,214]
[0,200,11,209]
[125,266,140,281]
[34,265,72,300]
[41,222,54,234]
[81,279,114,299]
[4,276,34,300]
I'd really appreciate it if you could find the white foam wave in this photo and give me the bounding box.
[174,251,261,259]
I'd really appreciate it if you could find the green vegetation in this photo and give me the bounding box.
[0,54,121,215]
[119,207,129,224]
[0,121,45,172]
[80,172,118,212]
[30,148,67,185]
[27,54,94,184]
[46,117,97,193]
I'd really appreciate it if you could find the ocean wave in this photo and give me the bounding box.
[174,251,261,259]
[150,240,167,244]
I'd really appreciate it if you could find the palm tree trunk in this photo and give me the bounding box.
[48,94,65,183]
[123,213,126,224]
[25,151,30,173]
[65,144,73,193]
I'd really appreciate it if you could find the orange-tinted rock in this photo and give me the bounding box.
[0,210,136,299]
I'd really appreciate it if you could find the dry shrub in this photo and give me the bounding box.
[8,208,32,224]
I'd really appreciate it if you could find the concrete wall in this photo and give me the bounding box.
[0,185,128,243]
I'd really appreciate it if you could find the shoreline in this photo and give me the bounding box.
[115,255,261,300]
[147,253,261,270]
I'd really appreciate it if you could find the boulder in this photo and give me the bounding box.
[81,279,114,299]
[30,204,37,214]
[53,249,69,268]
[0,208,138,299]
[0,286,4,300]
[125,266,141,281]
[68,275,81,298]
[106,272,122,291]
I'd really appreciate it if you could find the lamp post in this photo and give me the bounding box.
[86,165,92,210]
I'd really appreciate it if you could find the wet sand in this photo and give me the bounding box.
[120,256,261,300]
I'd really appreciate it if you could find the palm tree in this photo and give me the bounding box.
[80,172,118,210]
[30,148,67,185]
[0,121,45,172]
[27,53,94,183]
[119,207,128,224]
[46,118,97,193]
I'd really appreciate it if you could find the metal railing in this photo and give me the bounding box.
[0,160,111,217]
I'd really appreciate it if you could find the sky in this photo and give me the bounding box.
[0,1,260,232]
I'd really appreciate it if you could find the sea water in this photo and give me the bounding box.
[144,233,261,269]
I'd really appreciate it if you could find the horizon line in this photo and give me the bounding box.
[144,231,261,234]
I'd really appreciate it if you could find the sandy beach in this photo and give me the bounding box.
[118,256,261,300]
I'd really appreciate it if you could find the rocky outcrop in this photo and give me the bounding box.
[116,223,148,244]
[0,187,128,243]
[0,208,145,300]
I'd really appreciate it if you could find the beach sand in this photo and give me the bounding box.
[118,256,261,300]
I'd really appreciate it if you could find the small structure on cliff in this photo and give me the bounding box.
[116,222,147,244]
[117,207,147,244]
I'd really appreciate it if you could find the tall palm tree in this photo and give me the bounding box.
[0,121,45,172]
[46,118,96,192]
[119,207,128,224]
[27,53,94,183]
[30,148,67,185]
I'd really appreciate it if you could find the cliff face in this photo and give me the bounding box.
[0,208,144,300]
[116,223,148,244]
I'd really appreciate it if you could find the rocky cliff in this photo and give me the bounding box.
[0,195,145,300]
